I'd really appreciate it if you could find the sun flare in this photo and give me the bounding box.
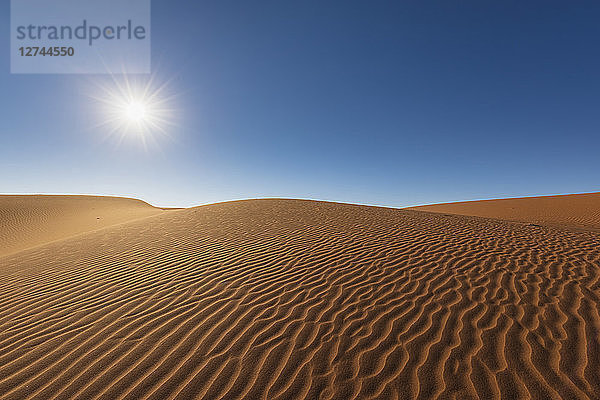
[89,74,177,148]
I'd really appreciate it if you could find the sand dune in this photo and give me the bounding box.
[0,195,163,257]
[408,192,600,231]
[1,196,599,399]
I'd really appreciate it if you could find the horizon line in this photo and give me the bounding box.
[1,190,599,210]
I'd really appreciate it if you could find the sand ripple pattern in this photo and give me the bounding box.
[1,199,599,400]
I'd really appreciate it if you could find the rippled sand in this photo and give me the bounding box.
[1,196,599,399]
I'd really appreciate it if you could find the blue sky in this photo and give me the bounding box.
[1,0,599,207]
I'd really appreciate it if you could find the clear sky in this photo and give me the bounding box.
[1,1,599,208]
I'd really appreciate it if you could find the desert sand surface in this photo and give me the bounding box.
[408,192,600,231]
[0,195,163,257]
[1,196,600,399]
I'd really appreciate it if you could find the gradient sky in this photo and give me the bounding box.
[1,1,599,208]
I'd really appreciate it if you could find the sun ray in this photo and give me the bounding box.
[87,71,177,149]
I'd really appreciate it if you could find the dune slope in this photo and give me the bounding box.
[0,199,599,399]
[408,192,600,231]
[0,195,163,257]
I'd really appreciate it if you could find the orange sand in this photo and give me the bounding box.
[408,192,600,231]
[1,195,599,399]
[0,195,163,257]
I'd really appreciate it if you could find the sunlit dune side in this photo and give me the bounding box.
[407,192,600,231]
[0,198,599,399]
[0,195,163,257]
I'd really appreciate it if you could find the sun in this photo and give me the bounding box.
[88,74,177,148]
[124,101,148,124]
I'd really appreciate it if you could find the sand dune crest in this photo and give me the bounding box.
[0,195,163,257]
[408,192,600,231]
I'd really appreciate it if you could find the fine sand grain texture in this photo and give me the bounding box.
[408,192,600,231]
[0,195,163,257]
[1,197,600,399]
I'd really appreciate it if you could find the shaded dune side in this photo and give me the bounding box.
[0,199,599,400]
[0,195,163,257]
[407,192,600,231]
